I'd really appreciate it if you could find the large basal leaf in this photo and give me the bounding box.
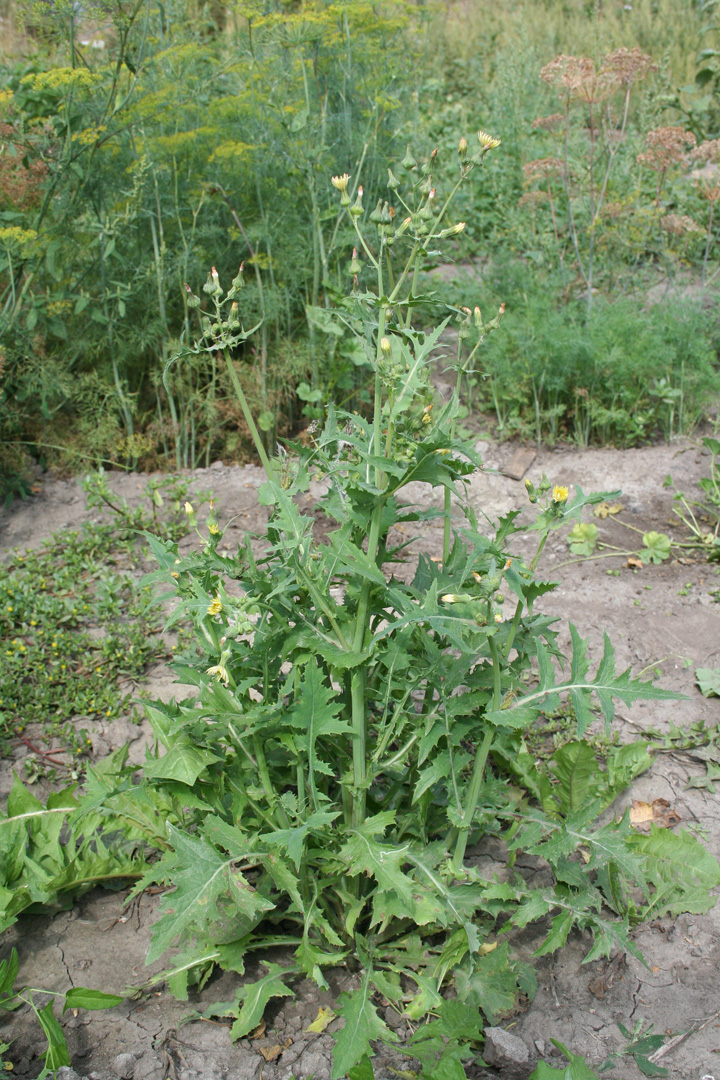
[629,825,720,916]
[486,628,681,732]
[332,969,397,1079]
[142,737,220,786]
[146,824,274,965]
[339,813,414,903]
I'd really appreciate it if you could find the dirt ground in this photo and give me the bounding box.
[1,437,720,1080]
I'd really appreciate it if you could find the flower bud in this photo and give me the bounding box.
[439,221,466,238]
[458,136,468,156]
[230,263,245,292]
[387,167,400,190]
[350,247,362,275]
[184,283,201,309]
[395,216,412,238]
[350,186,364,217]
[525,478,537,504]
[203,266,222,296]
[380,336,391,354]
[402,146,417,171]
[370,199,383,224]
[228,302,240,329]
[474,306,483,329]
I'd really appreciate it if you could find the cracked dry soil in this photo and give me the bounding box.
[1,438,720,1080]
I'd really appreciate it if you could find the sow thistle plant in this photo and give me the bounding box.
[107,136,718,1074]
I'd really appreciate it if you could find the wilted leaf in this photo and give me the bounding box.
[593,502,623,518]
[306,1007,336,1033]
[629,799,680,831]
[696,667,720,698]
[259,1038,292,1061]
[627,555,643,569]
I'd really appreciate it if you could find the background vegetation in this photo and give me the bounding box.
[1,0,720,495]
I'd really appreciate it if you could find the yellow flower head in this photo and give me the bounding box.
[552,485,569,503]
[331,173,350,193]
[478,130,501,150]
[207,662,230,684]
[207,596,223,617]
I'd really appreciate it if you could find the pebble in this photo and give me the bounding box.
[292,1046,332,1080]
[112,1053,137,1079]
[482,1026,535,1079]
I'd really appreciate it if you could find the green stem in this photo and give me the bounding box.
[253,735,290,828]
[452,636,502,871]
[223,349,273,478]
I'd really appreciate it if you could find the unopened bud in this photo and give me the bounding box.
[350,186,364,217]
[184,283,201,309]
[349,247,362,275]
[402,146,417,171]
[228,301,240,329]
[395,216,412,238]
[387,167,400,190]
[474,306,483,329]
[370,199,383,224]
[458,136,468,156]
[230,263,245,292]
[380,336,391,354]
[439,221,466,238]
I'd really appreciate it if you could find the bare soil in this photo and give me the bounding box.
[1,439,719,1080]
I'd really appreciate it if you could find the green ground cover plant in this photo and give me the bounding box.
[10,138,710,1077]
[0,471,196,759]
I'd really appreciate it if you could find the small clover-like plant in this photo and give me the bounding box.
[567,521,599,556]
[640,530,671,564]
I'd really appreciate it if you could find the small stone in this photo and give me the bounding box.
[293,1046,332,1080]
[483,1027,534,1079]
[112,1052,137,1079]
[210,459,224,470]
[225,1055,261,1080]
[133,1053,166,1080]
[56,1070,84,1080]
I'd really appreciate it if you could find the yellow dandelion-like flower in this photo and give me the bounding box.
[208,523,220,536]
[207,597,223,617]
[478,130,501,150]
[207,662,230,683]
[331,173,350,193]
[552,485,569,503]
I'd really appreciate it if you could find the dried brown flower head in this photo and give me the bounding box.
[603,201,629,219]
[636,126,696,172]
[523,157,564,182]
[696,179,720,203]
[518,190,550,209]
[540,54,620,103]
[691,139,720,164]
[660,213,702,236]
[603,47,657,87]
[532,113,565,132]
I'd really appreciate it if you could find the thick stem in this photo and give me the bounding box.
[452,636,502,870]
